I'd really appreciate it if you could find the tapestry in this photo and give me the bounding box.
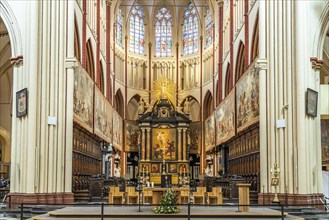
[189,122,201,154]
[125,120,140,152]
[94,87,112,143]
[113,110,123,151]
[152,128,176,161]
[216,90,235,145]
[236,68,259,132]
[73,65,94,132]
[321,119,329,162]
[205,112,216,152]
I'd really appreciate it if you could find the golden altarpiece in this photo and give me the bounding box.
[137,79,191,187]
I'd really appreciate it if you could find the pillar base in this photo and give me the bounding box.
[6,192,74,208]
[258,193,324,208]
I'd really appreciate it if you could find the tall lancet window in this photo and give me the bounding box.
[155,7,172,57]
[129,2,145,54]
[183,2,198,55]
[205,7,213,48]
[116,7,123,47]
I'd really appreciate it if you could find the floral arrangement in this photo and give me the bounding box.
[153,189,180,214]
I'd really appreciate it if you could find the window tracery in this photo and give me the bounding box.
[183,2,199,55]
[129,2,145,54]
[116,7,123,47]
[205,7,213,48]
[155,7,172,57]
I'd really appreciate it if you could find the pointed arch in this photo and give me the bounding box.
[127,94,142,120]
[235,41,245,83]
[74,17,81,62]
[99,61,104,94]
[225,63,231,97]
[203,91,214,120]
[182,96,200,122]
[86,39,95,80]
[114,89,124,118]
[251,14,259,62]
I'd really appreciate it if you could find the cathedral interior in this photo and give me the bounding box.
[0,0,329,207]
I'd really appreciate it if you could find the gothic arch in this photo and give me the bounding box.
[127,94,141,120]
[86,39,95,80]
[74,17,81,62]
[114,89,124,118]
[203,91,213,120]
[0,1,22,57]
[250,14,259,62]
[225,63,231,97]
[235,41,245,83]
[99,61,104,94]
[313,3,329,59]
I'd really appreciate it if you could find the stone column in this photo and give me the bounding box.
[183,128,187,161]
[177,128,182,161]
[146,128,151,161]
[141,128,146,161]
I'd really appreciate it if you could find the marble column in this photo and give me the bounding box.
[146,128,151,161]
[183,128,187,161]
[178,128,182,161]
[141,128,146,161]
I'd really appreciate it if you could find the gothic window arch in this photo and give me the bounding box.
[116,7,123,47]
[205,7,213,48]
[155,6,172,57]
[183,2,198,55]
[129,2,145,54]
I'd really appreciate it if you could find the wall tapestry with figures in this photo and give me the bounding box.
[125,120,140,152]
[94,87,112,143]
[236,68,259,132]
[112,110,123,151]
[205,112,216,152]
[321,119,329,163]
[73,64,94,132]
[189,122,201,154]
[152,128,176,161]
[216,90,235,145]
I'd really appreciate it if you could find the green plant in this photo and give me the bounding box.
[153,189,180,214]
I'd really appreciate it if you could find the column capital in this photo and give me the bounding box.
[255,58,268,70]
[310,57,323,70]
[10,55,23,67]
[217,0,224,7]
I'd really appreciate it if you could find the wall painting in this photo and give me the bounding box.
[216,90,235,145]
[73,65,94,132]
[236,68,259,132]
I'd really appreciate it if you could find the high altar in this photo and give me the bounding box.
[138,78,191,187]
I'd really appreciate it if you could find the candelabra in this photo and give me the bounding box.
[270,163,280,203]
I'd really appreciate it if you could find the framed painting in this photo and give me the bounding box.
[125,120,140,152]
[16,88,28,117]
[306,88,318,117]
[152,128,176,160]
[113,110,123,151]
[151,163,160,173]
[205,112,215,152]
[189,122,201,154]
[169,163,177,173]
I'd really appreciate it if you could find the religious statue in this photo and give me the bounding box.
[183,98,190,114]
[114,167,121,178]
[138,98,145,115]
[205,166,213,177]
[161,83,167,99]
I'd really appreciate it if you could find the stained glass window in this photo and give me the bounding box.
[116,7,123,47]
[183,2,198,55]
[205,7,213,48]
[155,7,172,57]
[129,2,145,54]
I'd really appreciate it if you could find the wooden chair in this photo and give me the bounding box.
[126,186,139,204]
[192,187,206,204]
[142,189,153,204]
[180,189,190,204]
[108,186,125,204]
[207,187,223,205]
